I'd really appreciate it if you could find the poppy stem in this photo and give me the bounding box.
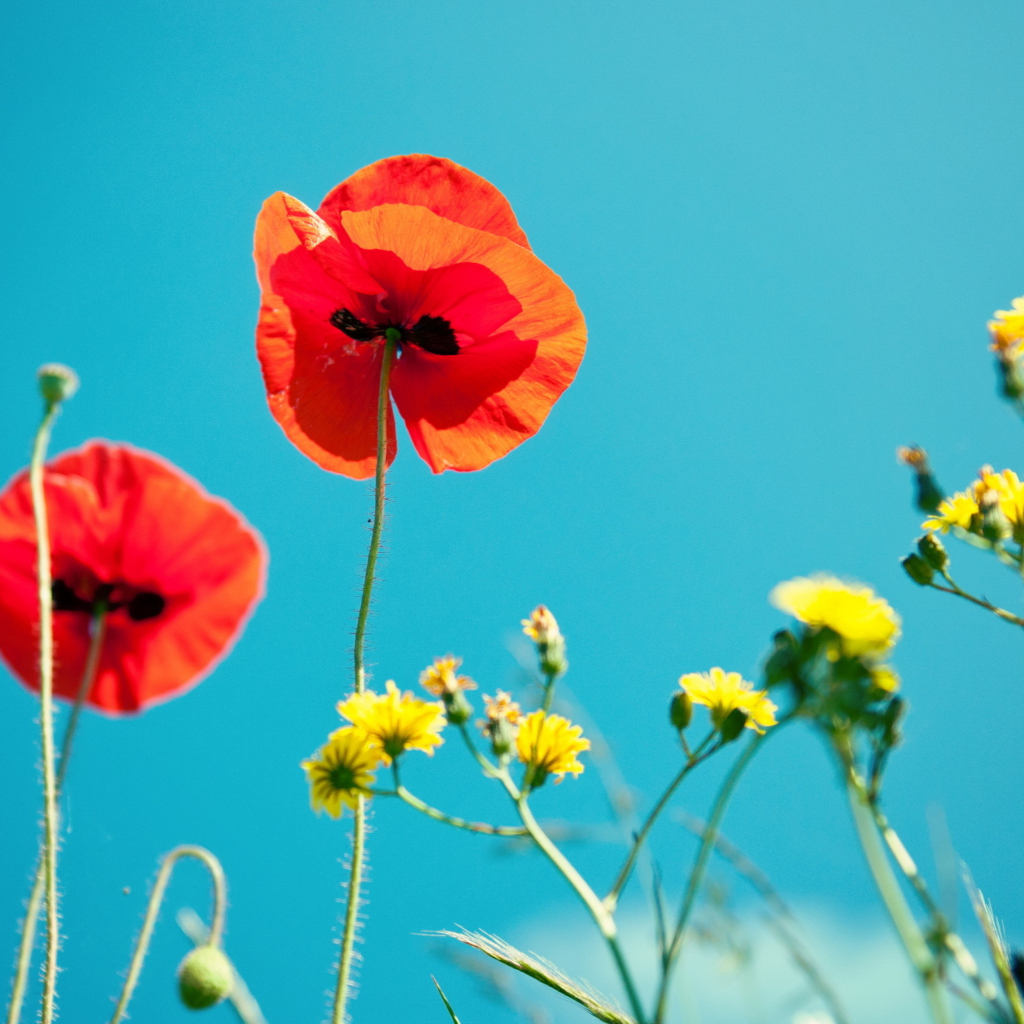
[334,331,398,1024]
[5,608,107,1024]
[27,398,62,1024]
[108,845,227,1024]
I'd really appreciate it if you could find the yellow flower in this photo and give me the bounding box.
[870,665,901,695]
[419,655,477,697]
[678,668,777,734]
[337,681,446,764]
[515,711,589,784]
[481,690,522,725]
[770,575,901,657]
[989,296,1024,356]
[522,605,561,645]
[302,727,382,818]
[923,490,979,533]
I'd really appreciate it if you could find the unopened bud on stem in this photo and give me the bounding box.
[669,691,692,730]
[901,553,934,586]
[897,446,944,514]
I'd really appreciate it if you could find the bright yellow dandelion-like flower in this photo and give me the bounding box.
[337,681,446,764]
[989,297,1024,357]
[770,575,901,657]
[522,605,561,645]
[923,490,980,533]
[419,655,477,697]
[923,466,1024,536]
[302,727,382,818]
[678,668,777,734]
[516,710,589,784]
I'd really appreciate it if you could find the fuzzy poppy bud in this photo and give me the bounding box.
[718,707,748,743]
[443,689,473,726]
[916,534,948,572]
[177,946,233,1010]
[669,691,692,731]
[37,363,79,406]
[901,554,934,586]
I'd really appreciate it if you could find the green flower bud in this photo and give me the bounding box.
[488,715,516,759]
[443,689,473,726]
[901,554,934,586]
[881,696,906,749]
[718,707,747,743]
[997,356,1024,402]
[539,635,568,678]
[36,364,79,405]
[669,691,692,731]
[897,446,944,513]
[916,534,948,571]
[177,946,233,1010]
[979,491,1011,542]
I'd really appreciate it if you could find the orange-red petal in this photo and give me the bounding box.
[318,154,531,249]
[339,204,586,473]
[0,443,266,714]
[254,192,397,479]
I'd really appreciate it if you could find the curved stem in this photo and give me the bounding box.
[930,574,1024,628]
[604,740,720,911]
[109,845,227,1024]
[845,774,951,1024]
[6,609,107,1024]
[505,778,646,1024]
[653,732,765,1024]
[28,402,60,1024]
[334,332,397,1024]
[395,784,527,837]
[456,723,501,778]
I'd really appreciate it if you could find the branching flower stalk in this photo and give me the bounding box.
[6,607,107,1024]
[109,845,227,1024]
[333,331,398,1024]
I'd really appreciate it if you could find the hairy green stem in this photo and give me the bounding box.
[604,738,719,911]
[653,732,765,1024]
[334,332,397,1024]
[6,609,107,1024]
[109,845,227,1024]
[394,778,526,837]
[28,401,60,1024]
[845,775,952,1024]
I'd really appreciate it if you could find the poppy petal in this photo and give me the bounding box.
[0,443,266,714]
[318,154,531,249]
[254,192,397,479]
[339,204,586,473]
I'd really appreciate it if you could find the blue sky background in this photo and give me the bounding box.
[2,0,1023,1021]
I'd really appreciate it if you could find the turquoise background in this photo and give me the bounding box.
[1,1,1023,1021]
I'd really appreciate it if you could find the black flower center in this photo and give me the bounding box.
[329,308,459,356]
[52,579,166,621]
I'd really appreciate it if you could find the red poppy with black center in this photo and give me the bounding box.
[254,154,587,478]
[0,442,266,714]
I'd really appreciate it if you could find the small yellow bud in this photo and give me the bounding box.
[36,364,79,405]
[177,945,233,1010]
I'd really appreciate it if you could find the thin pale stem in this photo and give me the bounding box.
[845,774,951,1024]
[653,732,765,1024]
[28,402,59,1024]
[334,332,397,1024]
[456,722,501,777]
[604,739,720,911]
[929,573,1024,628]
[6,609,107,1024]
[394,782,526,837]
[109,845,227,1024]
[501,774,646,1024]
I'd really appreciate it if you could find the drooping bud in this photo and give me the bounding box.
[669,690,692,731]
[901,554,934,586]
[37,363,79,406]
[897,446,944,514]
[916,534,948,572]
[177,945,233,1010]
[718,707,748,743]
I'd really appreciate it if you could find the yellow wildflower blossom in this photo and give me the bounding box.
[923,490,979,533]
[770,575,901,657]
[302,727,382,818]
[989,296,1024,356]
[923,466,1024,536]
[516,710,589,784]
[481,690,522,725]
[678,668,777,734]
[522,605,561,645]
[419,655,476,697]
[337,680,446,764]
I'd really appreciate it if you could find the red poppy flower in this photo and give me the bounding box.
[0,442,266,714]
[254,154,587,478]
